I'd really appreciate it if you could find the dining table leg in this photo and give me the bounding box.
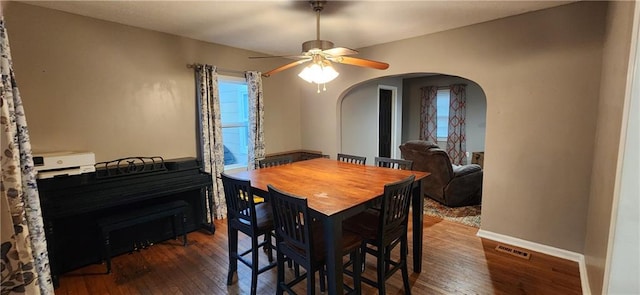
[323,215,344,295]
[412,180,424,272]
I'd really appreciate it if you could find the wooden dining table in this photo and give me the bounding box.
[232,158,430,295]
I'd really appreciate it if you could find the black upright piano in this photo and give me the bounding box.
[36,157,213,286]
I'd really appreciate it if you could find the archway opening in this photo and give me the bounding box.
[339,72,487,225]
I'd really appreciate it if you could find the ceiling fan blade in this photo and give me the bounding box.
[249,55,308,59]
[262,59,311,77]
[332,56,389,70]
[322,47,358,56]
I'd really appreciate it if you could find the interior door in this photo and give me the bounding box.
[379,88,392,158]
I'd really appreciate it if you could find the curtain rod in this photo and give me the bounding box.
[422,84,468,90]
[186,63,249,76]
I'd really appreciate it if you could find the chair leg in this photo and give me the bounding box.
[401,237,411,295]
[263,233,269,254]
[377,247,386,295]
[361,244,367,272]
[385,245,392,273]
[276,251,285,295]
[319,266,326,293]
[251,235,259,295]
[266,232,274,262]
[284,256,300,277]
[360,242,367,273]
[307,268,316,295]
[227,227,238,285]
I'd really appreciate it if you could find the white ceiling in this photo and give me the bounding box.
[22,0,573,56]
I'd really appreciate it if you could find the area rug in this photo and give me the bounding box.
[423,198,482,228]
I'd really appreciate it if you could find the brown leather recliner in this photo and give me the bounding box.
[399,140,482,207]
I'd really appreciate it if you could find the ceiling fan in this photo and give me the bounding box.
[252,0,389,85]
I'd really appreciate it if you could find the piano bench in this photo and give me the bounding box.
[97,200,189,274]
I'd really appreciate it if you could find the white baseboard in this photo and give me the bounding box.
[477,229,591,295]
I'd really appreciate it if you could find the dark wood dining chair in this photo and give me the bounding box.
[221,173,276,295]
[337,153,366,165]
[268,185,362,295]
[369,157,413,211]
[252,155,295,204]
[374,156,413,170]
[256,155,301,272]
[257,155,294,168]
[344,175,416,295]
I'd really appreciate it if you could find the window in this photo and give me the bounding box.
[436,89,450,140]
[219,76,249,169]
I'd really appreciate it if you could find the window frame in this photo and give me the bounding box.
[436,89,450,142]
[218,75,249,171]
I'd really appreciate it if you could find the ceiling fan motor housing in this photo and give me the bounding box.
[310,1,327,12]
[302,40,335,52]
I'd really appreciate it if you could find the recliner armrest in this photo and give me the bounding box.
[452,164,482,177]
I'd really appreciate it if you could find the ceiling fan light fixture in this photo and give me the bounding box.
[257,0,388,86]
[298,61,339,84]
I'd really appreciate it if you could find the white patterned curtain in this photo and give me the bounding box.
[195,65,226,219]
[245,71,265,170]
[446,84,467,165]
[419,86,438,143]
[0,18,54,295]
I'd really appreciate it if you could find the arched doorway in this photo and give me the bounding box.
[339,73,487,225]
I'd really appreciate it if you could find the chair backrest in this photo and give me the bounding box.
[337,153,366,165]
[378,175,416,243]
[375,157,414,170]
[221,173,258,228]
[268,185,314,264]
[258,155,293,168]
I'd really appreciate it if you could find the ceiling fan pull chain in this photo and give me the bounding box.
[317,83,321,93]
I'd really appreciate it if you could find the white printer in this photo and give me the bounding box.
[33,152,96,179]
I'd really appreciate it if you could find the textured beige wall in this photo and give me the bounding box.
[4,2,635,287]
[584,1,635,294]
[299,1,615,253]
[4,2,301,162]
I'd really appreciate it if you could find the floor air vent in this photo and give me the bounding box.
[495,244,531,260]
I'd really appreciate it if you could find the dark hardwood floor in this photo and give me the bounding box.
[55,215,582,294]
